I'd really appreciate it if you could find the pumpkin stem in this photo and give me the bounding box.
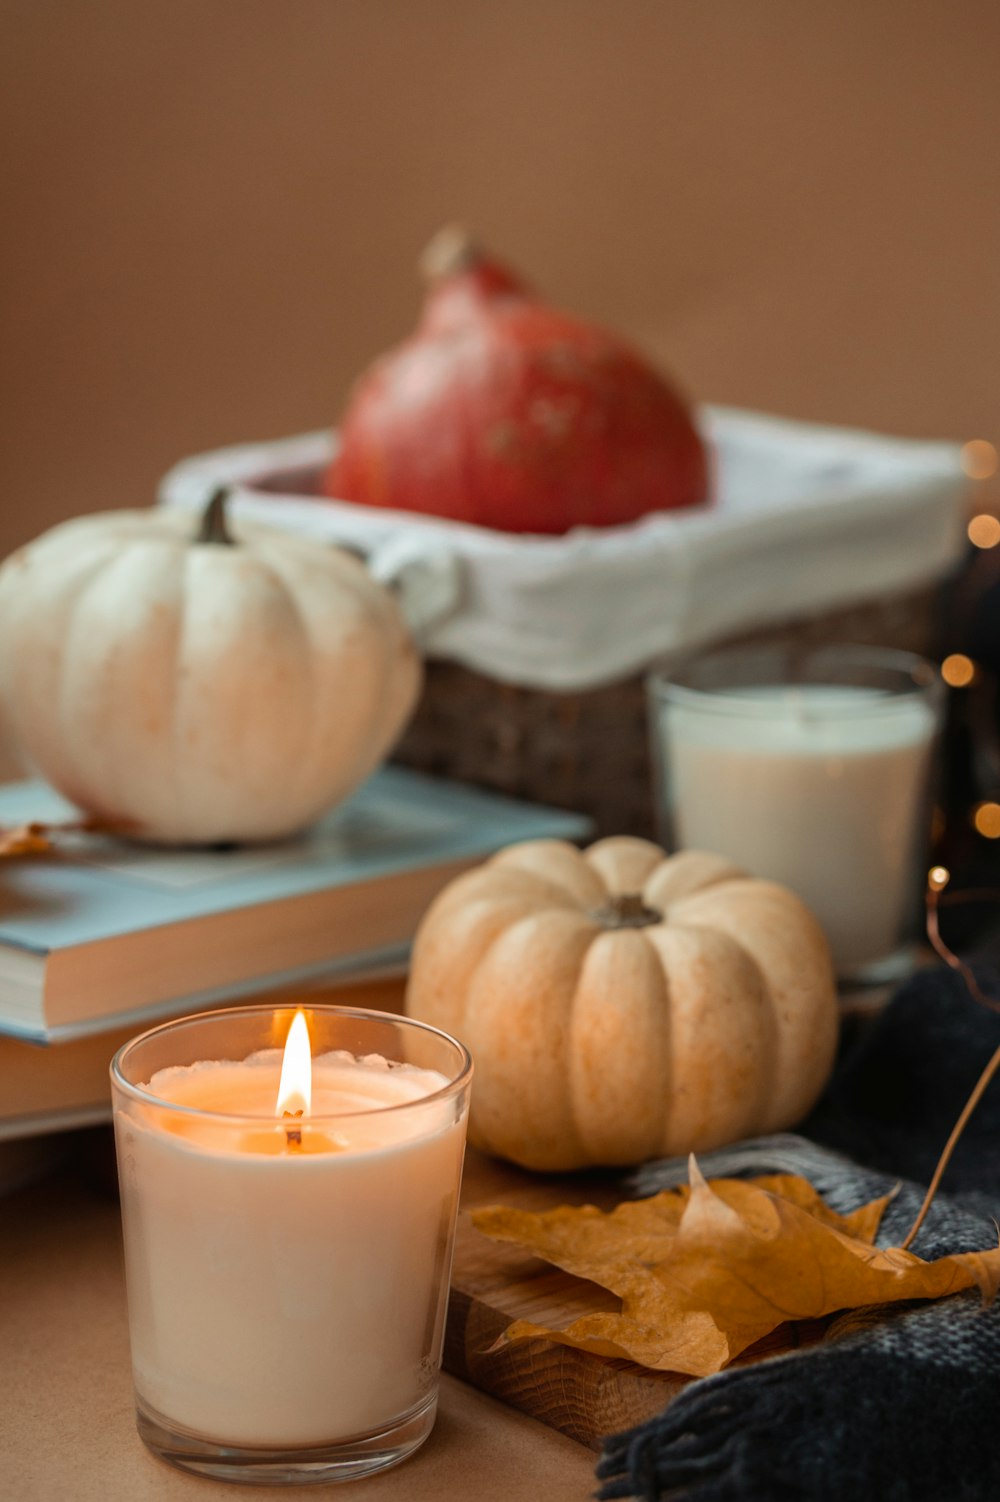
[418,225,526,308]
[592,893,662,930]
[419,224,482,283]
[196,488,236,546]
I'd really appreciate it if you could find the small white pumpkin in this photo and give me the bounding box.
[0,492,422,843]
[406,837,839,1170]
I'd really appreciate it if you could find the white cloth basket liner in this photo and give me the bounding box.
[158,406,967,692]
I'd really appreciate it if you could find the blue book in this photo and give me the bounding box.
[0,769,590,1043]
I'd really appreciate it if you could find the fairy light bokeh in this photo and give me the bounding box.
[941,653,977,688]
[967,513,1000,549]
[961,439,999,480]
[973,802,1000,839]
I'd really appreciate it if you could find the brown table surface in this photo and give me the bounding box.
[0,974,599,1502]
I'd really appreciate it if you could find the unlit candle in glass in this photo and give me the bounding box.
[659,685,938,974]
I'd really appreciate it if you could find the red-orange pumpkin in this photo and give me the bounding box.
[325,227,708,534]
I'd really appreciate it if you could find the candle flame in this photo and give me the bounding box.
[276,1009,312,1118]
[928,865,950,893]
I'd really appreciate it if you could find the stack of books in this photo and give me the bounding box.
[0,767,590,1142]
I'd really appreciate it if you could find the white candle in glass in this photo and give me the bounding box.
[655,679,941,976]
[112,1005,471,1482]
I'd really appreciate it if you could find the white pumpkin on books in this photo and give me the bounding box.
[0,490,422,844]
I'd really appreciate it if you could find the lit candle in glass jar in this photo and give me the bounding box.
[112,1004,472,1485]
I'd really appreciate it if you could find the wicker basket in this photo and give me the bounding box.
[156,412,963,840]
[391,584,941,839]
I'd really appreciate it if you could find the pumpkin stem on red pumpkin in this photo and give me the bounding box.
[196,488,236,547]
[418,224,528,308]
[592,893,663,930]
[419,224,482,282]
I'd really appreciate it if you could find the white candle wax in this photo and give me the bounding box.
[115,1049,466,1449]
[660,685,938,973]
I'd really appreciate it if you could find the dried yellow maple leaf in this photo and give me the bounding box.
[472,1161,1000,1377]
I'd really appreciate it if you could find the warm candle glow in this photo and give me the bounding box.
[928,865,950,892]
[276,1009,312,1117]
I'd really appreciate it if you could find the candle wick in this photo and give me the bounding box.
[283,1108,304,1150]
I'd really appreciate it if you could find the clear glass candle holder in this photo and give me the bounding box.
[647,644,945,983]
[111,1004,472,1486]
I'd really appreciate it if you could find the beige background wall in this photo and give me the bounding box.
[2,0,999,561]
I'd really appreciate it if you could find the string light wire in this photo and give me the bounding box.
[899,871,1000,1250]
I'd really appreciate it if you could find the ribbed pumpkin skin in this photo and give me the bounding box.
[406,837,838,1171]
[0,509,422,844]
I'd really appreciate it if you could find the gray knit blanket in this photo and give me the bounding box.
[596,964,1000,1501]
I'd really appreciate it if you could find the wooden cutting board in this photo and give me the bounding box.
[445,1146,809,1452]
